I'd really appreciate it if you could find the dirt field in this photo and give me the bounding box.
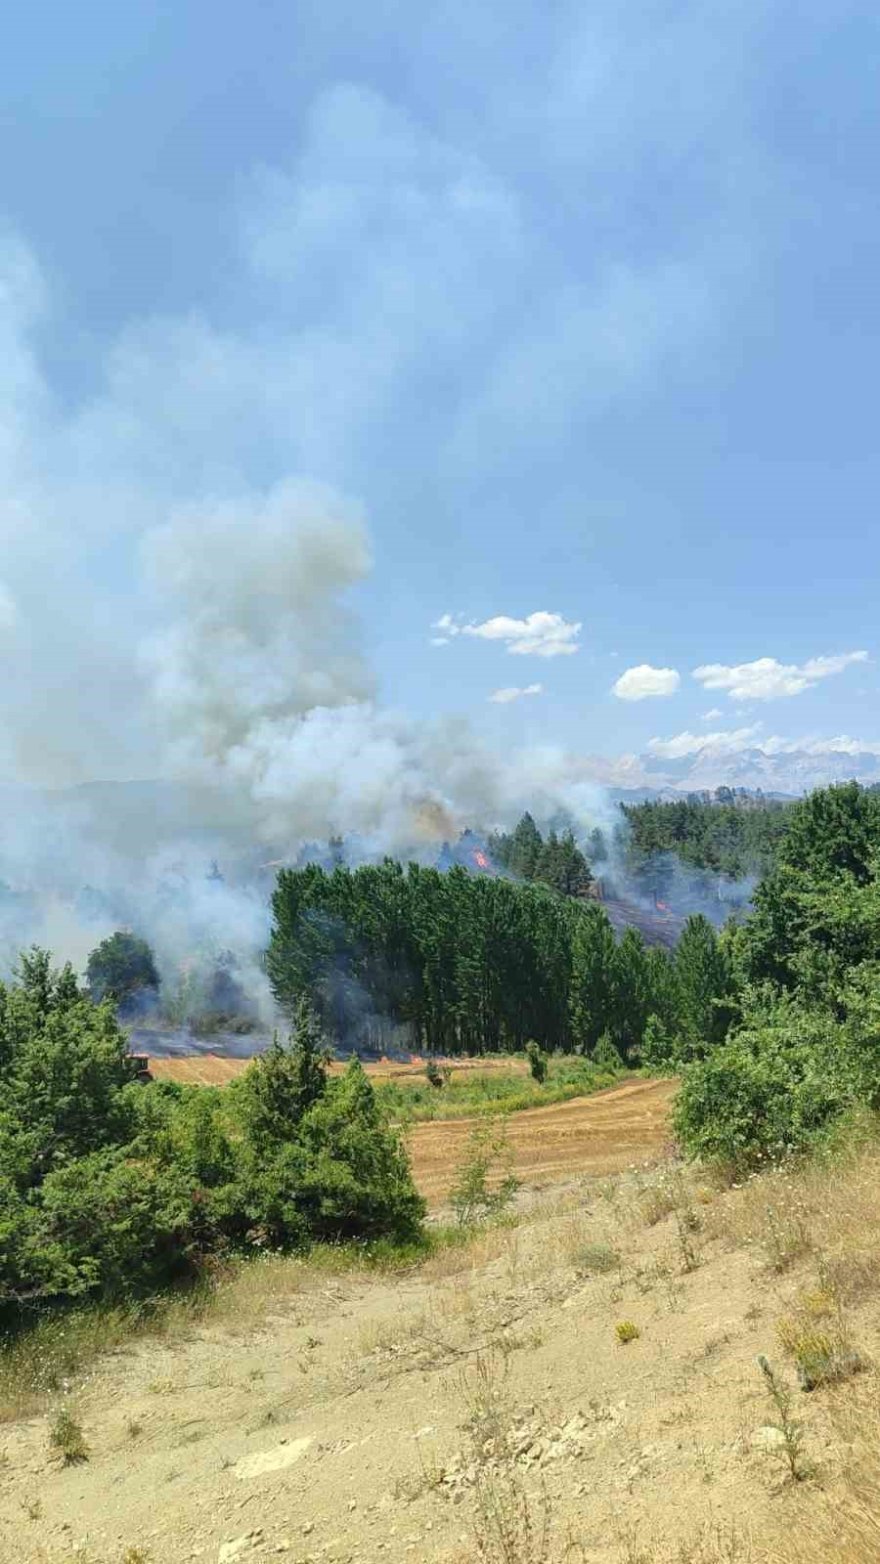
[408,1077,677,1204]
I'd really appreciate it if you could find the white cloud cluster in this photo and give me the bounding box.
[611,664,680,701]
[488,683,543,704]
[432,611,580,657]
[693,652,867,702]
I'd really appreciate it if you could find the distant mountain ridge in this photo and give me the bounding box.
[638,745,880,796]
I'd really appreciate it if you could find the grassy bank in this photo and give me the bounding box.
[373,1055,626,1123]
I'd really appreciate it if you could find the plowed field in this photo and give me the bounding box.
[409,1075,677,1204]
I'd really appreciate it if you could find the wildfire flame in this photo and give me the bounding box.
[472,850,491,870]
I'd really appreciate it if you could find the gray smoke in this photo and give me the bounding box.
[139,478,611,856]
[0,467,613,1017]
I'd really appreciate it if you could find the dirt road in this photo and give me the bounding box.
[408,1076,678,1204]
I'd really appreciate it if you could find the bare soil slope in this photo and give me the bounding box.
[2,1090,877,1564]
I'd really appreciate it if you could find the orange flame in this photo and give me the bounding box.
[472,850,490,870]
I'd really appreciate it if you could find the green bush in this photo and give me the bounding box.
[0,956,425,1321]
[673,1001,855,1169]
[592,1031,622,1071]
[525,1041,548,1083]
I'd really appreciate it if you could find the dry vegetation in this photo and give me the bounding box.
[4,1104,880,1562]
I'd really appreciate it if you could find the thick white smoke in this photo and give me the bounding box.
[138,479,613,858]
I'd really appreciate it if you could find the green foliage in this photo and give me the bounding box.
[592,1031,622,1071]
[673,999,856,1168]
[0,951,424,1321]
[449,1121,519,1226]
[371,1055,618,1123]
[86,932,159,1008]
[673,914,735,1058]
[671,784,880,1168]
[641,1012,676,1070]
[234,999,328,1143]
[489,814,593,897]
[424,1057,445,1088]
[525,1041,547,1083]
[620,791,791,881]
[267,859,674,1060]
[49,1407,88,1464]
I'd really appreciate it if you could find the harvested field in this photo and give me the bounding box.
[408,1075,677,1204]
[146,1053,531,1087]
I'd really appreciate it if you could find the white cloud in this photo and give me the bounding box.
[701,707,723,720]
[432,611,579,657]
[464,611,581,657]
[488,683,543,704]
[612,664,680,701]
[693,652,868,702]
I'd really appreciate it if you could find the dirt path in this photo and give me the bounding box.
[408,1076,678,1204]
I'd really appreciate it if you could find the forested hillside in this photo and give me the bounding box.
[619,791,793,881]
[486,813,594,896]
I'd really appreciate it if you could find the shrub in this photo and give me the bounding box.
[525,1041,548,1084]
[673,1000,855,1170]
[592,1031,622,1072]
[49,1407,88,1464]
[615,1320,641,1344]
[450,1122,519,1226]
[0,958,425,1321]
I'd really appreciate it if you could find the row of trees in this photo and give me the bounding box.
[266,860,731,1062]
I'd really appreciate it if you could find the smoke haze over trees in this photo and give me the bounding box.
[266,860,731,1062]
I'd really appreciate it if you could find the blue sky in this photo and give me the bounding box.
[2,1,879,797]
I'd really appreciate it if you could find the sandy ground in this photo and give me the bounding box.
[0,1081,870,1564]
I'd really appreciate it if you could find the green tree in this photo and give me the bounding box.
[507,812,543,879]
[235,999,329,1145]
[86,932,159,1008]
[0,953,135,1193]
[674,914,734,1058]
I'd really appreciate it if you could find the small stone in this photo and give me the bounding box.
[218,1539,251,1564]
[751,1425,787,1451]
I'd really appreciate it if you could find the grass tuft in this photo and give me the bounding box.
[49,1406,89,1464]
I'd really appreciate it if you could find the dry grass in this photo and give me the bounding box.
[619,1522,754,1562]
[459,1350,554,1564]
[767,1387,880,1563]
